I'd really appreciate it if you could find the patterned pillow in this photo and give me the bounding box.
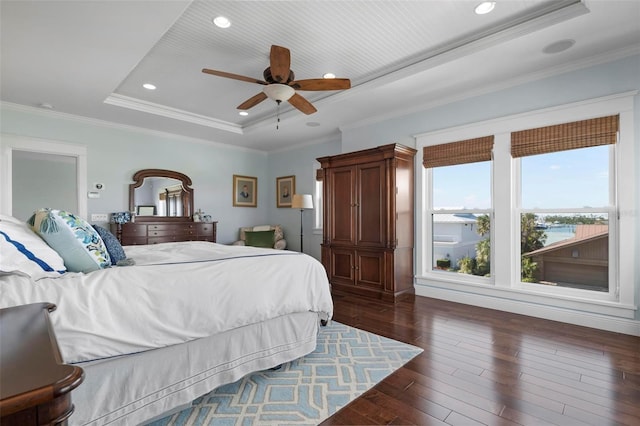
[0,214,67,278]
[29,209,111,273]
[92,225,126,265]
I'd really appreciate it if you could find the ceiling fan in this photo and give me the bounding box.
[202,45,351,115]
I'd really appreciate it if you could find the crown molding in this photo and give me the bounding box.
[0,101,265,154]
[103,94,243,134]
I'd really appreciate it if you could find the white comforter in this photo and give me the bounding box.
[0,242,333,363]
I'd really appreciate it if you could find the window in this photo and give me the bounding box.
[424,136,493,278]
[415,93,635,322]
[514,116,618,294]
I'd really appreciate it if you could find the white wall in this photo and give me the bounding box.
[266,138,342,259]
[0,106,270,244]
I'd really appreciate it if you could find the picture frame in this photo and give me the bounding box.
[233,174,257,207]
[136,205,156,216]
[276,175,296,208]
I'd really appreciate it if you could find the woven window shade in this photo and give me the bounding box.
[316,169,324,181]
[511,115,619,158]
[423,136,494,168]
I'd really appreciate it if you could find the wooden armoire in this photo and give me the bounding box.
[317,143,417,301]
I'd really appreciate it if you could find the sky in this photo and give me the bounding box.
[432,145,610,210]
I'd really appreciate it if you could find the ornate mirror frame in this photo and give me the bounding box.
[129,169,194,222]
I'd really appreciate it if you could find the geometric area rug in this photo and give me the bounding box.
[148,322,423,426]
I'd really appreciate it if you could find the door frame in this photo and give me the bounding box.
[0,134,87,218]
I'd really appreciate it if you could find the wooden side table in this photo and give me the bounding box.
[0,303,84,425]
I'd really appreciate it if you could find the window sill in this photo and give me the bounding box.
[415,274,636,320]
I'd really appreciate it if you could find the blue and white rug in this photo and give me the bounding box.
[150,322,423,425]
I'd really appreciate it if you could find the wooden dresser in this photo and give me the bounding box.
[318,143,416,301]
[0,303,84,425]
[111,221,217,245]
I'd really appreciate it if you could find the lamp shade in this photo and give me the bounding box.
[291,194,313,209]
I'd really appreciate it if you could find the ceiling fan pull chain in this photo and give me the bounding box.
[276,100,281,129]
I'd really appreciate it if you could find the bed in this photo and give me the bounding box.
[0,213,333,425]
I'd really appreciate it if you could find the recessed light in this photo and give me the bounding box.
[239,111,249,116]
[543,39,575,54]
[143,83,156,90]
[475,1,496,15]
[323,73,336,79]
[38,103,54,109]
[213,16,231,28]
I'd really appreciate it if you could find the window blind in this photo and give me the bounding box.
[511,115,619,158]
[422,136,494,168]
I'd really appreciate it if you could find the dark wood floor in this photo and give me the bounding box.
[321,293,640,426]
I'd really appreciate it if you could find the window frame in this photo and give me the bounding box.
[415,91,636,320]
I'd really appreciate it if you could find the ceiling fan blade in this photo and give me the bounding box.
[202,68,267,85]
[237,92,268,110]
[288,93,317,115]
[290,78,351,91]
[270,45,291,83]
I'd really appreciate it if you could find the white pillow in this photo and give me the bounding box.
[0,214,67,278]
[29,209,110,273]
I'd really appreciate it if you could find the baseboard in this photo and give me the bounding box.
[415,284,640,336]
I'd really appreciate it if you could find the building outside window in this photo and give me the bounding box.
[430,161,492,277]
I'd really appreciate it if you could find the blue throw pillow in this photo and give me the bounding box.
[29,209,111,273]
[93,225,126,265]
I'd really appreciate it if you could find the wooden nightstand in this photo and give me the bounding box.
[0,303,84,425]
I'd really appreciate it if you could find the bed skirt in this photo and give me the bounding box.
[72,312,321,425]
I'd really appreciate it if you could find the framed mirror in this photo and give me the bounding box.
[129,169,194,222]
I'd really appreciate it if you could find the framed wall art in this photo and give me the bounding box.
[276,175,295,208]
[233,175,257,207]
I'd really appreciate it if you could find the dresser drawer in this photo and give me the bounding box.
[149,224,197,234]
[148,229,197,237]
[196,223,214,235]
[116,221,217,244]
[121,237,148,246]
[147,236,183,244]
[122,224,147,236]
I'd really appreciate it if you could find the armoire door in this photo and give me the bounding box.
[328,165,356,245]
[356,161,386,247]
[355,249,385,290]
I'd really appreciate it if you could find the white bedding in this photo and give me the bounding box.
[0,241,333,363]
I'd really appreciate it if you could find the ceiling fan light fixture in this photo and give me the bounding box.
[263,84,295,102]
[323,73,336,79]
[213,16,231,28]
[142,83,156,90]
[239,111,249,116]
[475,1,496,15]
